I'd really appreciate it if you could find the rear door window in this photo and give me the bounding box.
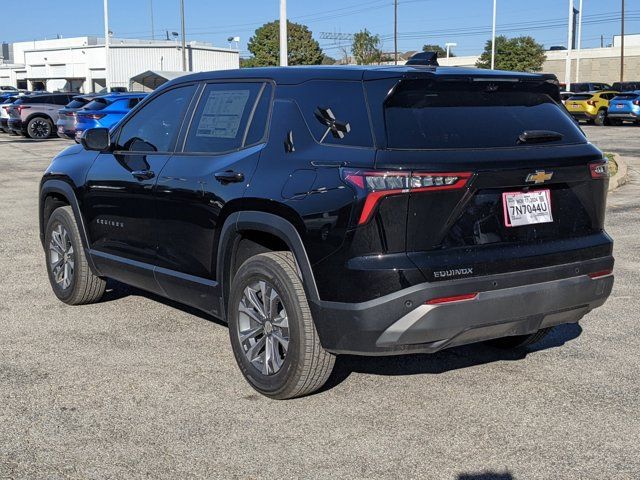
[567,94,593,101]
[368,79,585,150]
[182,82,264,153]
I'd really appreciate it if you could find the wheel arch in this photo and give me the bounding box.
[217,210,319,321]
[39,179,98,274]
[25,112,54,126]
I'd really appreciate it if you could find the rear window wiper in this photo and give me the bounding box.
[517,130,564,144]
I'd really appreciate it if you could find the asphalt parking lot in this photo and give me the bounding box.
[0,126,638,480]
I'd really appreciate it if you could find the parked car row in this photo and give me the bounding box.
[0,90,147,140]
[564,89,640,126]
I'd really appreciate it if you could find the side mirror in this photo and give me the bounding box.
[80,128,111,151]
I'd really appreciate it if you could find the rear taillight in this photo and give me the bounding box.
[16,105,30,114]
[586,100,596,106]
[633,100,640,106]
[64,112,75,117]
[84,113,106,120]
[342,169,472,225]
[589,160,610,179]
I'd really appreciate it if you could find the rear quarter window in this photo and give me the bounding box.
[289,80,373,148]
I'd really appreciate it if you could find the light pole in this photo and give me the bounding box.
[280,0,288,66]
[575,0,583,83]
[394,0,398,65]
[180,0,187,71]
[103,0,110,92]
[150,0,155,40]
[491,0,497,69]
[565,0,574,91]
[445,42,457,58]
[621,0,625,82]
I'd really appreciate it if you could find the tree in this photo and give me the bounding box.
[352,29,383,65]
[321,54,337,65]
[422,44,455,58]
[476,35,546,72]
[245,20,323,67]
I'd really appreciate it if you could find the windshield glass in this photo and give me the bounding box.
[613,93,639,100]
[83,98,109,111]
[66,98,90,109]
[375,79,584,150]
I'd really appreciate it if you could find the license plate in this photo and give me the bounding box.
[571,103,579,108]
[57,126,64,133]
[502,190,553,227]
[617,104,624,109]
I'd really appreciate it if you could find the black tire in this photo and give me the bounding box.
[44,206,106,305]
[26,116,53,139]
[228,251,335,399]
[484,327,552,349]
[594,109,607,126]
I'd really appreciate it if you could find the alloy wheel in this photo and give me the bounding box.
[29,119,51,138]
[49,224,75,290]
[237,280,290,376]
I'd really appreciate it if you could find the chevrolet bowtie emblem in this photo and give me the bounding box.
[526,170,554,184]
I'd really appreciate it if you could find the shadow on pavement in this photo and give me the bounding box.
[320,322,582,392]
[101,279,583,393]
[458,472,514,480]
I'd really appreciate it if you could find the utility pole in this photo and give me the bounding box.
[150,0,155,40]
[103,0,110,92]
[565,0,574,91]
[575,0,583,83]
[394,0,398,65]
[280,0,288,66]
[180,0,187,71]
[621,0,625,82]
[491,0,497,69]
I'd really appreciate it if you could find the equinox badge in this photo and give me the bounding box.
[526,170,554,184]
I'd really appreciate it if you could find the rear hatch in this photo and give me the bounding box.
[608,93,638,114]
[358,74,611,281]
[565,93,593,114]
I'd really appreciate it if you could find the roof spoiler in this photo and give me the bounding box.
[405,51,439,67]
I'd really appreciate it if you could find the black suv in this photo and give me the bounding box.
[39,66,614,399]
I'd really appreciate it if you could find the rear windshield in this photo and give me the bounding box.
[567,94,593,101]
[83,98,109,111]
[613,93,639,100]
[373,79,584,150]
[66,98,90,109]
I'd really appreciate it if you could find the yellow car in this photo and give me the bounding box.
[565,90,619,125]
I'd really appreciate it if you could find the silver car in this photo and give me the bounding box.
[8,93,76,139]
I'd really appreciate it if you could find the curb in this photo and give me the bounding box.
[608,153,629,192]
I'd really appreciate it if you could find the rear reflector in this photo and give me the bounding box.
[588,269,612,279]
[342,169,472,225]
[426,293,478,305]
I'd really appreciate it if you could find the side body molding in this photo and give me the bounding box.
[217,211,320,319]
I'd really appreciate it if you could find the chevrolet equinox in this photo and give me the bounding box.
[39,66,614,399]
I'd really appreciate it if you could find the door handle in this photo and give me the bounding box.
[214,170,244,184]
[131,170,155,180]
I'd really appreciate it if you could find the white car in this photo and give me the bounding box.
[0,95,19,133]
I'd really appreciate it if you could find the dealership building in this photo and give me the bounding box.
[0,37,239,92]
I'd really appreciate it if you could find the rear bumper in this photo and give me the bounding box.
[310,256,614,355]
[569,112,595,121]
[8,118,23,132]
[607,112,639,120]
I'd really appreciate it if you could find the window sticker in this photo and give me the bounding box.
[196,90,250,139]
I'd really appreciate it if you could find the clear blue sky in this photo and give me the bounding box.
[1,0,636,58]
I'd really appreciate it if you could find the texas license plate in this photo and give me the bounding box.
[502,190,553,227]
[617,104,624,109]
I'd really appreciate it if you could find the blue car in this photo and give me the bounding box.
[74,93,147,140]
[607,91,640,125]
[56,94,99,139]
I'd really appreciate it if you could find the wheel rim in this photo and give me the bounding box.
[49,224,75,290]
[237,280,289,376]
[29,119,50,138]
